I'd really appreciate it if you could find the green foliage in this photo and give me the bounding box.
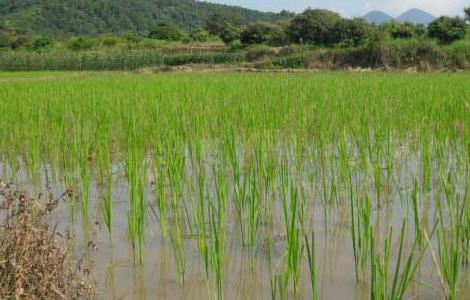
[0,49,244,71]
[464,7,470,22]
[122,31,143,43]
[219,23,241,45]
[383,22,424,39]
[0,0,279,36]
[68,37,94,51]
[28,35,53,51]
[0,31,10,48]
[148,22,186,41]
[8,35,30,50]
[190,28,210,42]
[334,18,373,46]
[245,44,277,61]
[240,22,287,46]
[287,9,342,45]
[101,35,119,47]
[428,16,467,44]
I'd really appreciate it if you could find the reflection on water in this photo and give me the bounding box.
[1,143,469,300]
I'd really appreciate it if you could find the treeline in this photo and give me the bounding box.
[0,7,469,71]
[0,0,279,36]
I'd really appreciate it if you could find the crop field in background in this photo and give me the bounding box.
[0,72,469,299]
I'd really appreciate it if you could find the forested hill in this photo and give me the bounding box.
[0,0,280,36]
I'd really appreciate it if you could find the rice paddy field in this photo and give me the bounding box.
[0,71,469,299]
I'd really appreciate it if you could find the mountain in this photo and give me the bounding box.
[0,0,280,36]
[395,9,436,24]
[363,10,394,24]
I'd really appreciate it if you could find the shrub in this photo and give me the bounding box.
[219,23,241,45]
[123,32,143,43]
[0,32,10,48]
[334,18,373,46]
[428,16,467,44]
[287,9,342,45]
[28,35,53,51]
[8,35,30,50]
[245,44,278,61]
[386,23,417,39]
[190,28,210,42]
[68,37,94,51]
[148,22,186,41]
[240,22,287,46]
[0,182,93,299]
[102,35,119,47]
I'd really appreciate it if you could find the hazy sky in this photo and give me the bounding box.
[207,0,469,17]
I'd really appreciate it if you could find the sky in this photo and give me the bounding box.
[206,0,469,17]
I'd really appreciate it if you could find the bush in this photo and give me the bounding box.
[219,23,241,45]
[245,45,278,61]
[123,32,143,43]
[240,22,287,46]
[190,28,210,42]
[0,32,10,48]
[385,23,418,39]
[102,35,119,47]
[8,35,30,50]
[428,16,467,44]
[444,40,470,67]
[287,9,342,45]
[334,18,373,46]
[148,22,186,41]
[0,182,93,299]
[28,35,53,51]
[68,37,94,51]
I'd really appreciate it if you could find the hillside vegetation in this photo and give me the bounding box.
[0,3,469,71]
[0,0,279,35]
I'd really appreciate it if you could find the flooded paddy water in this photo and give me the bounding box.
[0,71,469,299]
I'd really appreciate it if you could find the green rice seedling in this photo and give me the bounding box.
[0,71,469,298]
[434,174,464,299]
[281,179,304,294]
[305,232,318,300]
[97,138,113,236]
[166,139,187,284]
[350,193,372,282]
[154,155,168,238]
[79,154,91,232]
[412,179,422,247]
[126,127,146,265]
[370,220,437,300]
[208,162,228,299]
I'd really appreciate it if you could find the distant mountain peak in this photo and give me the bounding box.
[363,8,436,25]
[395,9,436,24]
[363,10,394,24]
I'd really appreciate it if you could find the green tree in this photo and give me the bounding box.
[287,9,342,45]
[428,16,467,44]
[206,13,228,35]
[219,23,241,45]
[464,7,470,22]
[190,28,210,42]
[68,37,94,51]
[0,31,11,48]
[240,22,287,46]
[28,35,53,51]
[148,22,186,41]
[334,18,372,46]
[386,22,416,39]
